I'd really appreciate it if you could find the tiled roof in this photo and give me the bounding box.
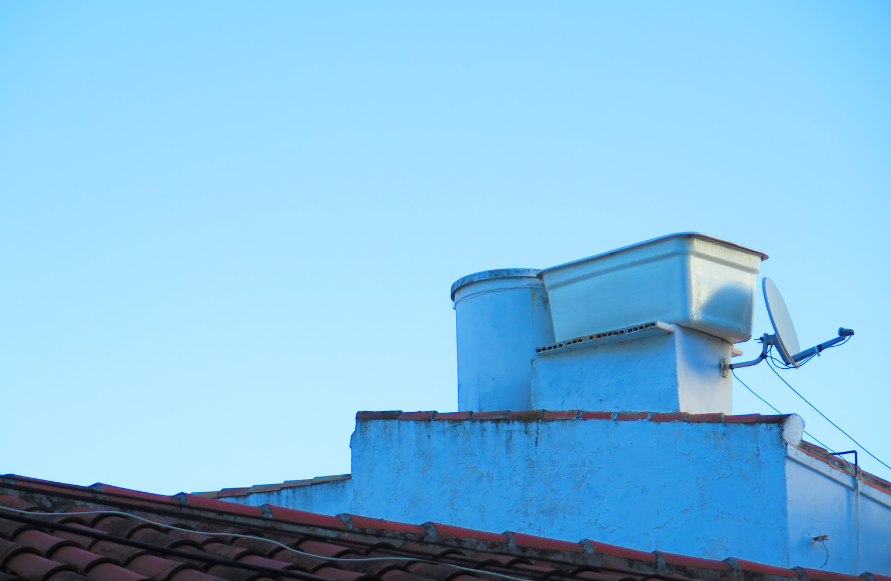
[794,441,891,495]
[1,475,887,581]
[194,477,352,501]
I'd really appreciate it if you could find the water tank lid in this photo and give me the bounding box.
[539,232,768,277]
[450,268,541,300]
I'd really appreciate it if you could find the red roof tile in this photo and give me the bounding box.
[432,412,471,421]
[506,532,582,552]
[541,411,580,420]
[470,411,510,421]
[0,473,880,581]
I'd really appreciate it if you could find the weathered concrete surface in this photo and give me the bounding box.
[221,414,891,574]
[349,417,795,563]
[531,326,732,414]
[785,447,891,573]
[224,477,352,516]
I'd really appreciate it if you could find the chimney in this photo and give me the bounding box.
[452,269,554,412]
[452,233,768,414]
[222,232,890,573]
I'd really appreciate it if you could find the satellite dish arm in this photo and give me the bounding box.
[720,328,854,377]
[719,334,775,376]
[792,328,854,362]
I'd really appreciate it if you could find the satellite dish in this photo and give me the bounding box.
[719,277,854,376]
[763,278,801,367]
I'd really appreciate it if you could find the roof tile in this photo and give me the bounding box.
[508,532,583,552]
[649,413,688,423]
[615,413,650,421]
[657,551,731,571]
[797,568,863,581]
[398,412,436,421]
[0,472,876,581]
[508,411,544,421]
[4,552,74,581]
[686,414,724,424]
[175,496,264,518]
[584,540,656,563]
[217,490,251,499]
[721,414,761,424]
[578,412,613,420]
[432,412,472,421]
[470,411,510,420]
[84,562,147,581]
[732,557,799,577]
[426,523,508,543]
[341,515,425,535]
[756,415,789,424]
[263,506,347,529]
[542,411,580,420]
[356,412,402,421]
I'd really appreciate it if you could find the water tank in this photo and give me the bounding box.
[538,233,768,344]
[451,269,555,412]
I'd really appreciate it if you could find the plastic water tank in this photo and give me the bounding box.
[538,233,768,344]
[451,269,555,412]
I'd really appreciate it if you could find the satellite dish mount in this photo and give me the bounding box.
[719,278,853,377]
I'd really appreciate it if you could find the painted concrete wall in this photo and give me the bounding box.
[348,417,797,564]
[223,477,353,516]
[785,448,891,574]
[220,414,891,574]
[530,326,732,414]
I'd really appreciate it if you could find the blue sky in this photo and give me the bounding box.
[1,2,889,493]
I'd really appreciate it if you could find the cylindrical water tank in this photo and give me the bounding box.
[451,269,556,412]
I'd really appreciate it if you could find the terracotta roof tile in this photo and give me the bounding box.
[342,516,424,535]
[264,506,347,530]
[426,523,507,544]
[578,412,613,420]
[584,540,656,563]
[0,473,879,581]
[615,413,650,421]
[398,413,435,421]
[507,411,543,421]
[432,412,471,421]
[506,532,583,552]
[541,411,580,420]
[470,411,509,421]
[649,413,688,423]
[685,413,724,423]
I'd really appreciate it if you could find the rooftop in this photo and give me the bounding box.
[193,411,891,502]
[1,474,887,581]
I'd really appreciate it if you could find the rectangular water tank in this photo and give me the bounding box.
[538,233,768,344]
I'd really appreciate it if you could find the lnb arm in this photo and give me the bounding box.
[792,328,854,363]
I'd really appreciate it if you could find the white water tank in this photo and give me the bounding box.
[538,233,768,344]
[452,269,555,412]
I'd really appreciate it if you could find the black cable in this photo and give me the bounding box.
[766,360,891,472]
[0,505,679,581]
[732,369,836,452]
[0,508,332,581]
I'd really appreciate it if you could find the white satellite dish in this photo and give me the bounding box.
[763,278,802,367]
[720,277,853,376]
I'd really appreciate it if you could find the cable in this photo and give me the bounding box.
[766,360,891,472]
[732,369,836,452]
[732,369,783,414]
[0,506,548,581]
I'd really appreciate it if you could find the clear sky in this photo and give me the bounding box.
[2,2,889,494]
